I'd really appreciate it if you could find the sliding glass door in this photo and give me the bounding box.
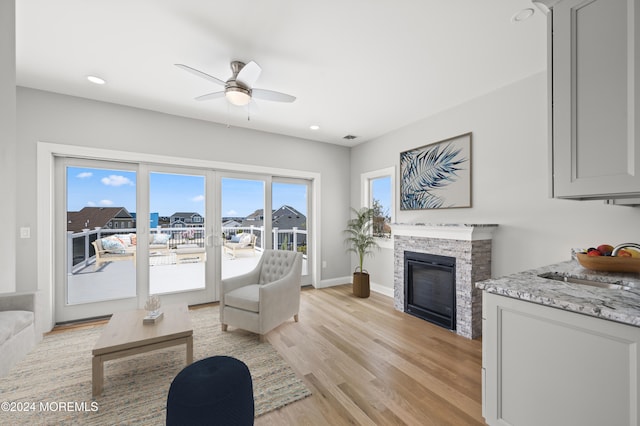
[220,176,266,281]
[220,175,311,285]
[56,160,217,322]
[148,170,207,294]
[56,159,139,322]
[144,166,216,306]
[54,156,314,323]
[272,178,312,285]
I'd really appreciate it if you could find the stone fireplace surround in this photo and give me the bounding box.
[392,224,497,339]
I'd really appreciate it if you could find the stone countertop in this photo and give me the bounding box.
[475,253,640,327]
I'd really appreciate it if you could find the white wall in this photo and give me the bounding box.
[0,0,16,293]
[16,87,352,324]
[351,71,640,291]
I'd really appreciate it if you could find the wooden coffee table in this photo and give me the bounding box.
[92,303,193,397]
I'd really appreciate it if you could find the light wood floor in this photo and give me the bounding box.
[258,284,485,426]
[50,284,485,425]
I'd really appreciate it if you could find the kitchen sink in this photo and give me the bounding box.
[538,272,631,291]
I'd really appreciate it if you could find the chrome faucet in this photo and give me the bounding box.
[611,243,640,256]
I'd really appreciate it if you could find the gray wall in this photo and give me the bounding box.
[351,71,640,292]
[16,87,351,298]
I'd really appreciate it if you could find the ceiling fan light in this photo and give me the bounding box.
[226,87,251,106]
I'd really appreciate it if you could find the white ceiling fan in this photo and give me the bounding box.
[175,61,296,107]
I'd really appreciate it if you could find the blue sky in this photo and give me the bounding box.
[372,176,392,216]
[67,167,308,218]
[67,167,138,212]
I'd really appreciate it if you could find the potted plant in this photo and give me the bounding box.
[344,207,379,298]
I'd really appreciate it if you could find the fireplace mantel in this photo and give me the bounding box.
[391,223,498,241]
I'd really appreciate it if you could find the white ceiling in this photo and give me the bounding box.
[15,0,547,147]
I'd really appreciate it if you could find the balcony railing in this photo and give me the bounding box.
[223,225,307,253]
[68,227,175,274]
[68,225,307,274]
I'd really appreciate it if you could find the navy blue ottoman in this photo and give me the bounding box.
[166,356,254,426]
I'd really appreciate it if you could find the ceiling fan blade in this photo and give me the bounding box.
[175,64,226,86]
[252,88,296,103]
[236,61,262,88]
[195,91,225,101]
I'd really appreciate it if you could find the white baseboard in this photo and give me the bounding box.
[370,282,394,298]
[314,277,394,299]
[316,276,351,288]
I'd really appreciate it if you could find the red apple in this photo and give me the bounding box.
[617,249,632,257]
[587,250,602,257]
[597,244,614,256]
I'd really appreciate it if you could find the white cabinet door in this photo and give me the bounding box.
[482,292,640,426]
[551,0,640,199]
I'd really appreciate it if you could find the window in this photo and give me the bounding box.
[362,167,395,240]
[371,176,391,237]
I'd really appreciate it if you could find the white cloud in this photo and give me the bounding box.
[87,201,96,207]
[101,175,134,187]
[99,199,114,206]
[76,172,92,179]
[191,195,205,202]
[226,209,237,216]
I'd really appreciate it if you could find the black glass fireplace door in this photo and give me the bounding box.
[404,252,456,330]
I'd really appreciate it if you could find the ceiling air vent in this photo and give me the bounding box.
[343,134,357,140]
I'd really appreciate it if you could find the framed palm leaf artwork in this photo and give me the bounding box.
[400,132,472,210]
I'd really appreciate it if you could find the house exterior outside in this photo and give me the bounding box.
[170,212,204,228]
[67,207,134,233]
[222,218,243,234]
[240,205,306,230]
[240,205,307,250]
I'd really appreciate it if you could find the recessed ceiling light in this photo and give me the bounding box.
[511,8,535,23]
[309,125,320,130]
[87,75,106,85]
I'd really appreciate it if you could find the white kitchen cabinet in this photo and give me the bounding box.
[545,0,640,199]
[482,292,640,426]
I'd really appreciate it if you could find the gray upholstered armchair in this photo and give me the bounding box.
[220,249,302,338]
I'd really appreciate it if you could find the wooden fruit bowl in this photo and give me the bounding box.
[576,253,640,273]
